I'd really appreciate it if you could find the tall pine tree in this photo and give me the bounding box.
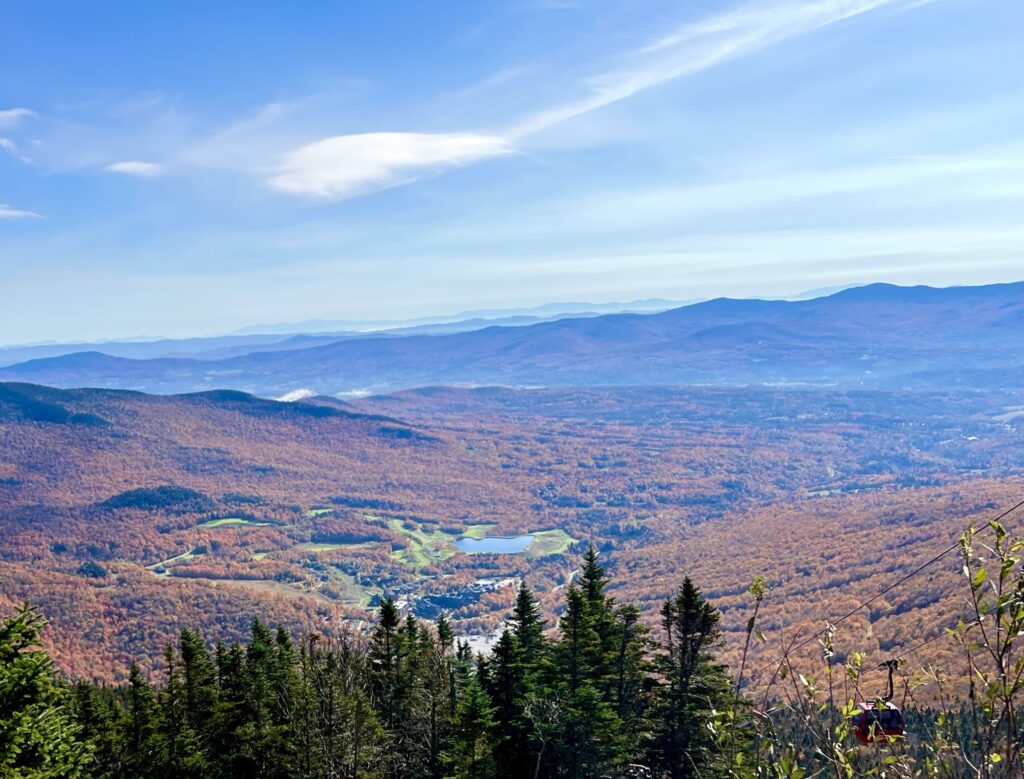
[653,577,734,779]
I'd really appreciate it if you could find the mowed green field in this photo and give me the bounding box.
[388,519,463,568]
[525,529,576,557]
[459,523,497,539]
[294,541,375,552]
[198,517,272,528]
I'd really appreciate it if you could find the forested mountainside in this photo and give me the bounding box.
[1,283,1020,395]
[4,541,1023,778]
[1,380,1021,684]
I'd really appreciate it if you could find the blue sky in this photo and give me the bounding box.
[1,0,1021,343]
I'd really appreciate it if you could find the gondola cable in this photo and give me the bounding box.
[749,497,1024,680]
[750,498,1022,745]
[888,617,979,664]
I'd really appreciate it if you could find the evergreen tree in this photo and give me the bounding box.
[6,561,789,779]
[577,546,619,702]
[369,598,401,732]
[157,641,211,778]
[70,681,121,778]
[232,618,294,777]
[447,659,495,779]
[335,641,385,779]
[552,584,623,778]
[371,600,433,778]
[511,582,545,656]
[294,633,385,779]
[270,625,301,775]
[652,578,734,779]
[424,615,457,779]
[485,627,518,769]
[610,604,652,765]
[123,662,160,779]
[488,583,553,778]
[393,615,431,778]
[0,604,93,776]
[178,628,218,749]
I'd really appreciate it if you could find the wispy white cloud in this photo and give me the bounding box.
[445,66,531,101]
[105,160,164,177]
[272,0,929,201]
[0,138,31,163]
[0,204,42,220]
[0,108,37,128]
[639,0,896,54]
[184,101,292,171]
[269,132,512,199]
[510,0,925,137]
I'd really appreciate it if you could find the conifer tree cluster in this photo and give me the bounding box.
[5,537,1022,778]
[2,548,736,778]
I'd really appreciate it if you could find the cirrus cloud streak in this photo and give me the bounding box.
[0,204,42,220]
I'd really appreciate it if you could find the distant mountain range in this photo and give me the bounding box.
[231,298,687,335]
[1,283,1019,395]
[0,299,688,368]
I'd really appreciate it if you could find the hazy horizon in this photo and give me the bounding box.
[3,278,1019,349]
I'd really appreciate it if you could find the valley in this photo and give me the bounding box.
[1,378,1021,683]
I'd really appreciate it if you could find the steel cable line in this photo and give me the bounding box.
[887,619,978,664]
[748,497,1024,679]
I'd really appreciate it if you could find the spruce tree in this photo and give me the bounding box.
[447,659,495,779]
[610,604,652,765]
[70,681,121,778]
[552,583,623,778]
[0,604,93,776]
[510,582,545,656]
[232,618,293,777]
[295,633,384,779]
[369,598,401,732]
[157,640,210,778]
[178,628,218,749]
[578,546,620,702]
[393,615,431,778]
[425,615,457,779]
[123,662,160,779]
[486,627,518,759]
[652,577,734,779]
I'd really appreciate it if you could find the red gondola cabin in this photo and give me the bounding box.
[854,701,905,744]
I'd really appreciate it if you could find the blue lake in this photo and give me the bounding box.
[456,535,534,554]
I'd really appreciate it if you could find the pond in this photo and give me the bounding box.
[456,535,535,554]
